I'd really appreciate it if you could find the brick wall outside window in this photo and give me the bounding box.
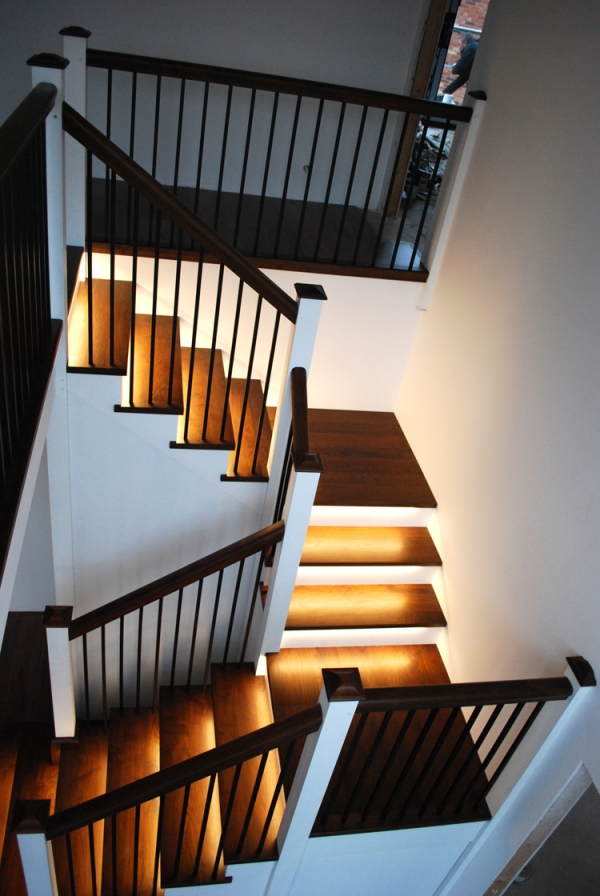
[439,0,490,105]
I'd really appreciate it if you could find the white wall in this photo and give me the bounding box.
[396,0,600,688]
[0,0,429,126]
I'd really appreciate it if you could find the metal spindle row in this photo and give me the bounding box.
[315,699,547,833]
[78,554,267,729]
[88,59,457,271]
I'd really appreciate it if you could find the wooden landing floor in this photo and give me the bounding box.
[307,410,437,507]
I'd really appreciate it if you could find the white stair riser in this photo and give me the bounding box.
[309,506,434,527]
[281,626,445,649]
[295,565,439,586]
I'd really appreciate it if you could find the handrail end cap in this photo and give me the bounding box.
[567,656,596,687]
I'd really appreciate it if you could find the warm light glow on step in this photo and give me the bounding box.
[309,506,434,527]
[281,627,443,648]
[295,566,438,586]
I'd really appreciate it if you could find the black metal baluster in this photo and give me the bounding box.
[103,68,113,242]
[214,85,233,233]
[455,703,527,815]
[333,105,368,263]
[169,79,187,248]
[222,559,245,665]
[232,296,263,477]
[109,169,116,366]
[233,88,257,250]
[361,710,416,821]
[239,550,265,664]
[148,211,162,407]
[255,739,295,857]
[212,763,243,880]
[437,704,504,816]
[65,831,76,896]
[172,783,192,881]
[273,96,302,257]
[320,713,369,826]
[251,310,280,475]
[82,633,91,731]
[167,228,184,407]
[293,98,324,260]
[389,116,430,270]
[193,83,210,220]
[152,597,163,711]
[202,264,225,442]
[408,120,451,270]
[111,813,118,896]
[183,249,205,443]
[136,606,144,713]
[170,588,184,689]
[473,702,545,810]
[192,773,217,878]
[203,570,224,689]
[119,615,124,714]
[86,149,94,367]
[101,625,108,733]
[380,709,439,822]
[419,705,483,817]
[234,751,269,857]
[186,579,203,689]
[397,707,460,820]
[152,795,165,896]
[253,92,280,256]
[352,108,389,265]
[272,426,293,524]
[126,71,137,243]
[371,111,411,267]
[219,278,244,442]
[88,822,98,896]
[129,190,140,408]
[341,711,392,825]
[132,803,141,895]
[147,74,162,244]
[313,102,347,261]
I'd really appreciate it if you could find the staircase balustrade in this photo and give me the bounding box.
[14,704,322,893]
[59,522,285,730]
[309,664,583,836]
[0,81,63,588]
[83,46,471,273]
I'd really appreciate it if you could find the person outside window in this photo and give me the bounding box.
[443,33,479,95]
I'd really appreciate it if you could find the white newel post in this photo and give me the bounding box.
[43,606,76,741]
[13,801,58,896]
[261,284,327,528]
[28,53,76,607]
[60,26,90,248]
[264,669,365,896]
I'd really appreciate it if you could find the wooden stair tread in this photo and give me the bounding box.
[53,726,109,896]
[102,709,160,896]
[225,380,273,480]
[301,527,442,566]
[0,723,58,896]
[159,687,226,887]
[0,727,21,896]
[211,664,283,863]
[118,314,183,414]
[68,279,132,373]
[307,409,437,508]
[173,348,235,449]
[286,584,447,630]
[0,613,53,729]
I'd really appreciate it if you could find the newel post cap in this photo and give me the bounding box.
[59,26,92,38]
[322,668,365,702]
[43,605,73,628]
[12,800,51,835]
[27,54,70,70]
[295,283,328,301]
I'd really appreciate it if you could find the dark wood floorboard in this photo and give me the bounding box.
[286,584,446,630]
[211,664,283,863]
[307,410,437,507]
[159,687,225,886]
[301,527,441,566]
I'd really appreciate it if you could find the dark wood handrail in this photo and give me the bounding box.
[46,702,322,839]
[86,48,472,124]
[356,676,573,713]
[290,367,323,473]
[61,102,298,323]
[0,83,57,187]
[69,520,285,639]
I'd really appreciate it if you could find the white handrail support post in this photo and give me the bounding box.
[43,606,76,740]
[262,284,326,527]
[265,669,365,896]
[61,26,91,247]
[13,801,58,896]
